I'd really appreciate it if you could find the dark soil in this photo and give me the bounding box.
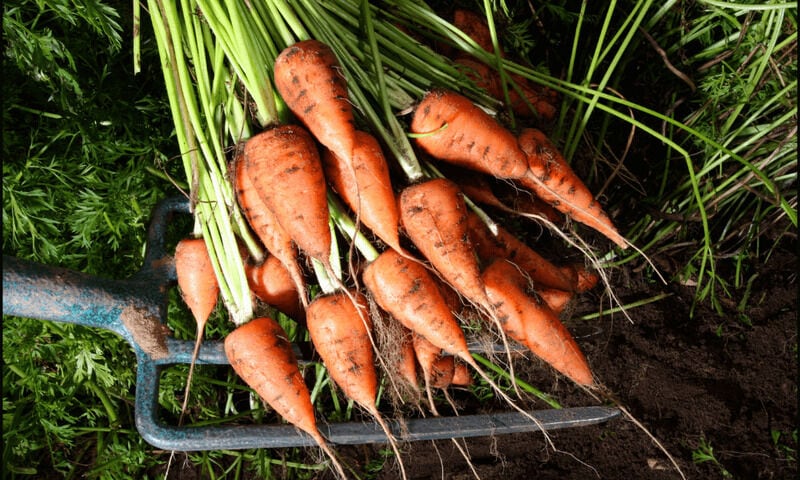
[335,245,798,480]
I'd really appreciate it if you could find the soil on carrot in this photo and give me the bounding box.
[332,241,798,480]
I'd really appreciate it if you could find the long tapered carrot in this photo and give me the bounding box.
[410,89,528,179]
[482,259,594,386]
[174,237,219,424]
[322,130,404,253]
[517,128,629,249]
[224,317,345,478]
[273,39,357,163]
[465,210,576,292]
[233,151,308,307]
[305,290,407,480]
[245,255,306,324]
[398,178,488,308]
[242,125,333,268]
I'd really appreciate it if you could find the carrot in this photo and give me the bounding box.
[395,327,421,393]
[362,248,475,360]
[175,237,219,339]
[233,150,308,306]
[452,10,558,121]
[322,130,404,253]
[465,210,575,292]
[560,263,601,293]
[305,290,407,480]
[451,361,473,387]
[412,333,455,390]
[537,287,575,316]
[245,255,306,324]
[398,178,489,308]
[273,39,356,163]
[453,9,496,54]
[517,128,629,249]
[174,237,219,424]
[224,317,345,478]
[242,125,334,270]
[410,89,528,179]
[482,259,594,386]
[362,248,533,415]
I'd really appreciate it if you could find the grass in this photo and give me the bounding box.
[3,0,797,478]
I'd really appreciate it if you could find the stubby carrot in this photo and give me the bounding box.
[273,39,357,163]
[482,259,594,386]
[517,128,629,249]
[306,291,407,480]
[322,130,404,253]
[233,150,308,306]
[224,317,346,478]
[242,125,334,270]
[410,89,528,179]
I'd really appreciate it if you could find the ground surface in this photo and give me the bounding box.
[334,243,798,480]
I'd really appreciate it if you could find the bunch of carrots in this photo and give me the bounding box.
[171,26,629,477]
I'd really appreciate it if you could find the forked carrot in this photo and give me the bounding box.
[305,291,407,480]
[224,317,346,478]
[465,210,575,292]
[273,39,357,163]
[174,237,219,424]
[245,255,306,324]
[410,89,528,179]
[242,125,334,270]
[517,128,629,249]
[398,178,488,308]
[322,130,404,253]
[482,259,594,386]
[233,150,308,306]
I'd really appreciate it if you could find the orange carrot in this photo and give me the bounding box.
[560,263,601,293]
[537,287,575,316]
[451,361,473,387]
[412,333,455,390]
[224,317,345,478]
[175,237,220,336]
[482,259,594,385]
[242,125,333,268]
[398,178,489,308]
[362,248,475,360]
[245,255,306,324]
[396,327,421,393]
[465,210,575,292]
[517,128,629,249]
[410,89,528,179]
[452,10,558,121]
[362,249,529,415]
[174,237,220,424]
[273,39,356,163]
[233,150,308,306]
[305,290,407,479]
[322,130,404,253]
[453,9,496,54]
